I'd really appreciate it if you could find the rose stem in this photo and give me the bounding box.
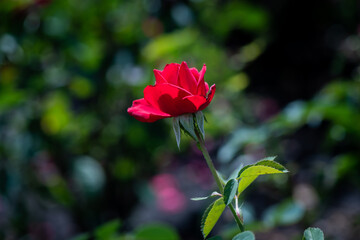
[195,131,245,232]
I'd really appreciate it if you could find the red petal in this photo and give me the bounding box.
[182,95,207,111]
[190,67,200,81]
[127,99,171,122]
[196,64,207,96]
[153,69,167,84]
[199,84,216,111]
[144,83,205,116]
[205,82,209,94]
[160,63,180,85]
[178,61,198,94]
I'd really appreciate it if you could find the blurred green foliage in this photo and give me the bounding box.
[0,0,360,239]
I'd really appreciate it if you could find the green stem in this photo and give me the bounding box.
[196,132,244,232]
[197,140,224,193]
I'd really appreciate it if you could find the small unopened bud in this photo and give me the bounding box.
[235,196,244,224]
[236,207,244,223]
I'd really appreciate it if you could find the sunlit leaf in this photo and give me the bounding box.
[239,165,284,178]
[237,159,288,196]
[237,175,257,196]
[255,158,287,172]
[237,159,288,178]
[201,198,226,239]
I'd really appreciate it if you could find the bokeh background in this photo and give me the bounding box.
[1,0,360,239]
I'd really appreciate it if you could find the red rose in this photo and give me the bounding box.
[127,61,216,122]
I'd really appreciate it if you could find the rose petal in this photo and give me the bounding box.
[196,64,207,96]
[190,67,200,81]
[144,83,196,116]
[205,82,209,94]
[127,99,171,122]
[178,61,198,94]
[182,95,207,111]
[199,84,216,111]
[160,63,180,85]
[153,69,167,84]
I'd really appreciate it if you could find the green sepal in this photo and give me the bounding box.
[172,117,181,149]
[195,111,205,140]
[179,114,197,140]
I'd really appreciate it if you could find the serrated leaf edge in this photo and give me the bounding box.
[237,159,288,179]
[238,165,286,178]
[201,198,225,239]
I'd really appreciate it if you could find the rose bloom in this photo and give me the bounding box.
[127,61,216,122]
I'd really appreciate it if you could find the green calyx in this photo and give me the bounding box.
[172,111,205,149]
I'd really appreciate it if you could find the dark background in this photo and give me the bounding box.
[0,0,359,239]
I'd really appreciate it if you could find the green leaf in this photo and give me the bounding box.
[172,117,181,149]
[223,179,238,205]
[232,231,255,240]
[303,227,324,240]
[237,157,288,178]
[255,160,287,172]
[94,219,121,240]
[239,165,284,178]
[191,191,221,201]
[237,175,258,196]
[195,111,205,140]
[179,114,197,139]
[236,159,288,195]
[236,164,253,178]
[135,223,180,240]
[201,198,226,239]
